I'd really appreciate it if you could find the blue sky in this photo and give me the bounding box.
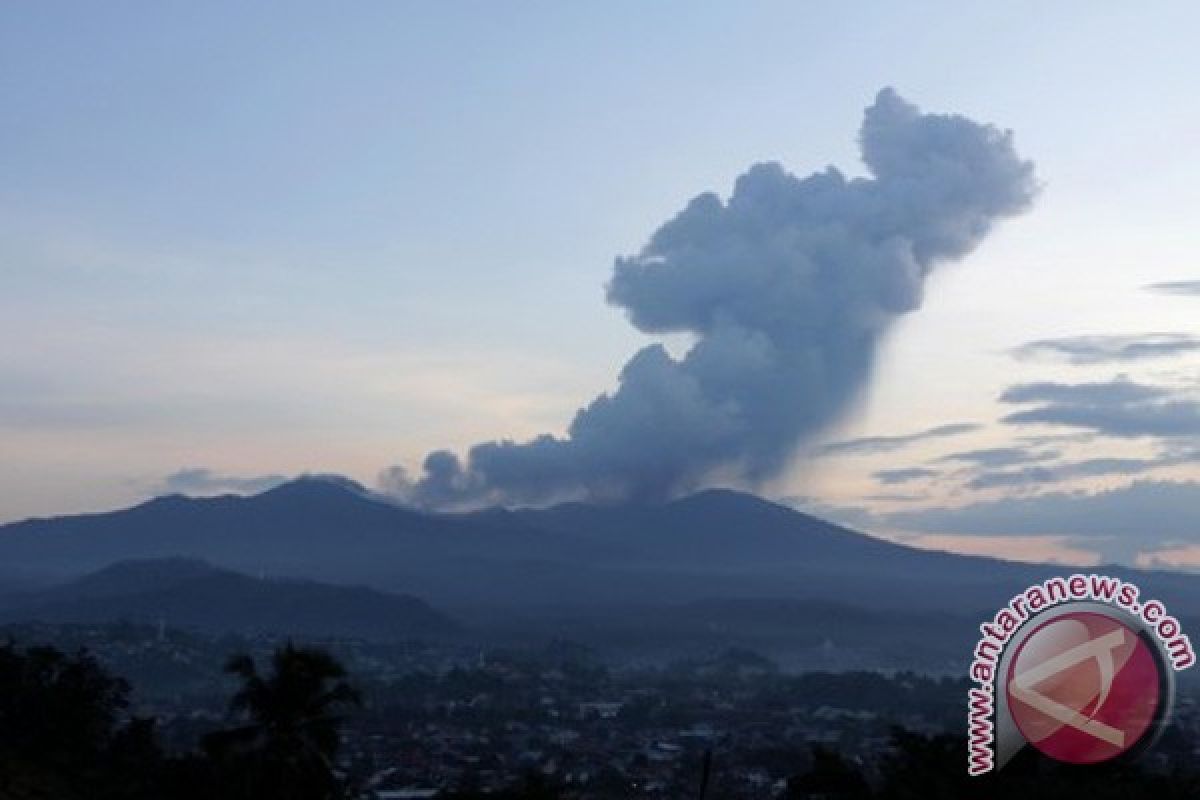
[3,3,1199,565]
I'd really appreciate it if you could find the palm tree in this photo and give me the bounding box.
[204,642,361,799]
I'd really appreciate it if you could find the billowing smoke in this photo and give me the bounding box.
[387,89,1036,508]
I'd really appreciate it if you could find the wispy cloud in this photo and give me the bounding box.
[1012,333,1200,365]
[158,468,288,496]
[899,533,1101,566]
[965,450,1199,490]
[817,422,981,457]
[1000,376,1200,438]
[872,467,940,485]
[880,479,1200,564]
[1145,280,1200,296]
[936,446,1059,469]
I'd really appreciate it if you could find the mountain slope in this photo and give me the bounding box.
[0,477,621,585]
[3,477,1199,617]
[0,557,459,640]
[479,488,979,573]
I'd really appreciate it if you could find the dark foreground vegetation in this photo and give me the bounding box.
[0,641,358,800]
[3,638,1200,799]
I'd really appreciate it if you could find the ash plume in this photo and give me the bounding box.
[387,89,1036,508]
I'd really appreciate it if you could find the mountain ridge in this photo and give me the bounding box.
[0,556,459,641]
[3,476,1198,618]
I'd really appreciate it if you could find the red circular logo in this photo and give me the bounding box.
[1005,611,1163,765]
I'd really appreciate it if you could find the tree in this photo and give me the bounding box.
[0,642,163,800]
[443,771,564,799]
[874,728,1200,800]
[786,746,871,800]
[203,642,361,800]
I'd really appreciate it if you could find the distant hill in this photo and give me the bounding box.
[3,476,1200,625]
[0,557,459,641]
[0,478,625,597]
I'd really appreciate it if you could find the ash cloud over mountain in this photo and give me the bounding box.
[390,89,1037,508]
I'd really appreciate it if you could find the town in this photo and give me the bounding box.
[7,622,1200,798]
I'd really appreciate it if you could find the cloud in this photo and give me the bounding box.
[880,480,1200,564]
[936,446,1059,469]
[1014,431,1098,447]
[900,534,1101,567]
[965,451,1199,490]
[158,468,288,496]
[1000,376,1200,438]
[784,497,881,532]
[1138,544,1200,569]
[872,467,940,485]
[1012,333,1200,365]
[391,89,1036,508]
[1145,280,1200,296]
[865,492,929,502]
[817,422,981,457]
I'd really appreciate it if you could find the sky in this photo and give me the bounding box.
[2,2,1199,567]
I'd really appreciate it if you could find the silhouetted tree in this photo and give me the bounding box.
[0,642,163,800]
[786,746,871,799]
[203,642,361,800]
[443,770,563,799]
[874,727,1200,800]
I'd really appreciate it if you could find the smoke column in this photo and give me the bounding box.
[387,89,1037,508]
